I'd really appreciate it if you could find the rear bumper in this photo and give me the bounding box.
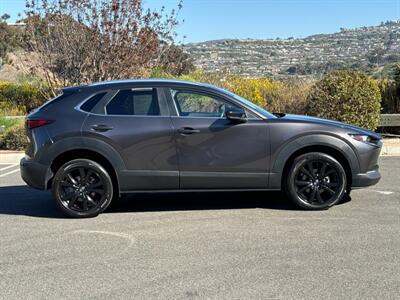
[20,157,52,190]
[351,167,381,188]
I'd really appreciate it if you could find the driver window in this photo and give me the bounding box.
[171,89,240,118]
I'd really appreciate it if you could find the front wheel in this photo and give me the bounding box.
[52,159,114,218]
[285,152,347,210]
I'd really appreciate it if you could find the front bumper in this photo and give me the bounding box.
[20,157,52,190]
[352,166,381,188]
[351,138,382,188]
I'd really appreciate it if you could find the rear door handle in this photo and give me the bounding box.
[178,127,200,135]
[91,124,113,132]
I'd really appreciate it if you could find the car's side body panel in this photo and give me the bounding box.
[170,116,269,188]
[267,119,381,189]
[81,114,179,190]
[28,136,126,189]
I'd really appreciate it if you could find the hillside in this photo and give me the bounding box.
[184,21,400,79]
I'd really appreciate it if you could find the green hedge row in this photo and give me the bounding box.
[0,81,46,114]
[307,70,381,130]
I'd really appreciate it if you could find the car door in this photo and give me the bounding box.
[81,87,178,191]
[166,87,270,189]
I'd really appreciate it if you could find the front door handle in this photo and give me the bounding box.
[91,124,113,132]
[178,127,200,135]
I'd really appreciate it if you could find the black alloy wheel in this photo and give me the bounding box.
[285,152,346,210]
[52,159,113,217]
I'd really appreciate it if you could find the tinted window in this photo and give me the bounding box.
[106,89,160,116]
[171,89,240,118]
[80,92,107,112]
[213,86,275,119]
[37,92,73,111]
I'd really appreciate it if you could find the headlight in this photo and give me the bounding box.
[348,134,371,143]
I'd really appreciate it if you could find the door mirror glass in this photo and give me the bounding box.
[226,109,247,123]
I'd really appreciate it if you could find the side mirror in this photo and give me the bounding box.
[226,109,247,123]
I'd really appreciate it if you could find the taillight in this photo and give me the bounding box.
[26,119,53,129]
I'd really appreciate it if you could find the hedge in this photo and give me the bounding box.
[0,81,46,113]
[307,70,381,130]
[0,122,28,150]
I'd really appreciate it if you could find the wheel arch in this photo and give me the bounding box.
[48,149,119,193]
[269,134,359,190]
[40,137,124,192]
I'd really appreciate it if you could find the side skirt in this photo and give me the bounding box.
[120,188,281,194]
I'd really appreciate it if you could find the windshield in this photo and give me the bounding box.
[215,86,276,118]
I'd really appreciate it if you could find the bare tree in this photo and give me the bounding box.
[159,44,194,76]
[24,0,191,96]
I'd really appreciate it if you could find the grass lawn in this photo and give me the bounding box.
[0,116,24,130]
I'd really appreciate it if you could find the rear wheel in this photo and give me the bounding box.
[52,159,113,218]
[285,152,346,210]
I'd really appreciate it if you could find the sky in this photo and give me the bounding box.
[1,0,400,43]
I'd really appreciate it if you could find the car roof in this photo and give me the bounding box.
[86,78,216,90]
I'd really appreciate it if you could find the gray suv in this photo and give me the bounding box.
[20,79,382,217]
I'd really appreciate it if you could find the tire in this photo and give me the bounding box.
[284,152,347,210]
[52,159,114,218]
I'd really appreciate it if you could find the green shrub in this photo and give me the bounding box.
[225,77,280,108]
[0,116,23,130]
[0,123,28,150]
[379,79,397,113]
[307,70,381,130]
[0,81,46,112]
[0,101,26,116]
[226,77,312,114]
[379,64,400,114]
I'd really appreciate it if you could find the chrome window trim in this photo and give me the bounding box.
[75,87,265,121]
[85,113,172,118]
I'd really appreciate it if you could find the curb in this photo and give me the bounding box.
[0,151,25,164]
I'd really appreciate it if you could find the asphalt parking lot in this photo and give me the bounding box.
[0,157,399,299]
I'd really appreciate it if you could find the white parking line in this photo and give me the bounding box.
[370,190,394,195]
[0,164,18,172]
[0,168,20,178]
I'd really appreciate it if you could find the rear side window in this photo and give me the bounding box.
[106,89,160,116]
[37,92,72,111]
[80,92,107,112]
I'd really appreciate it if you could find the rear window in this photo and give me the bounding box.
[80,92,107,112]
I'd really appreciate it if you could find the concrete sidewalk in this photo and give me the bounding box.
[1,138,399,164]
